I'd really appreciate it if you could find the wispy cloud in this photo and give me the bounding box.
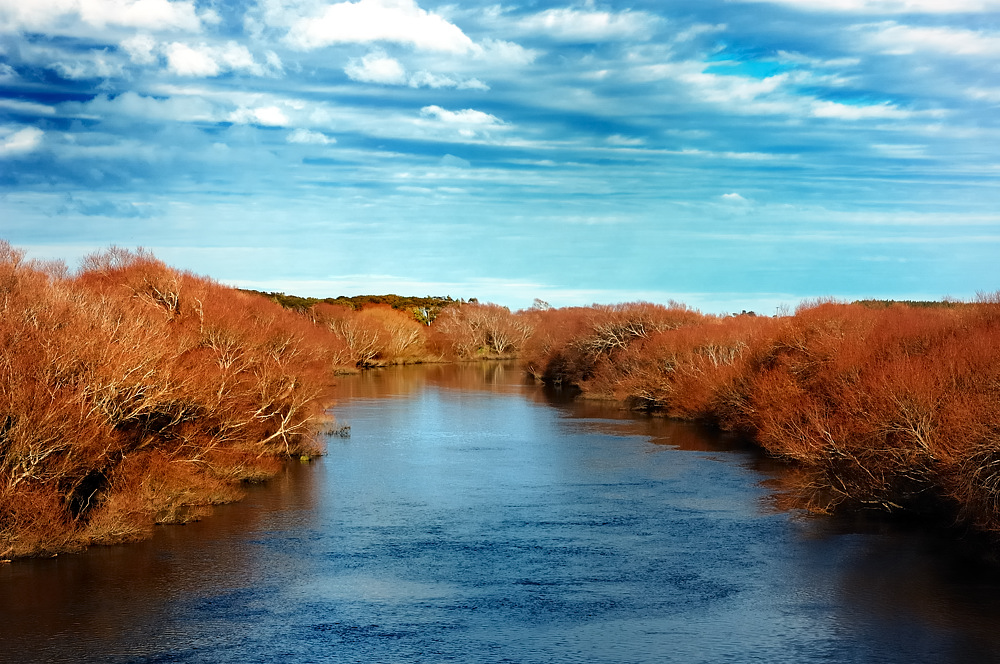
[0,126,43,157]
[515,7,659,41]
[2,0,999,308]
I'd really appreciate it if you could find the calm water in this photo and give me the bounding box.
[4,362,1000,663]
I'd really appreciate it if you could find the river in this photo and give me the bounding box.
[3,362,1000,663]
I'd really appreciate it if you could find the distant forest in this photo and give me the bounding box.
[242,290,461,325]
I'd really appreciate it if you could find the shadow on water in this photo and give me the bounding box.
[4,362,1000,663]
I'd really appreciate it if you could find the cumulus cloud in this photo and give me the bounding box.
[344,51,408,84]
[0,126,44,157]
[287,0,476,53]
[0,0,205,34]
[344,50,489,89]
[419,105,505,138]
[474,38,538,66]
[421,105,502,126]
[287,128,335,144]
[516,8,658,41]
[120,33,159,65]
[228,106,289,126]
[165,42,221,76]
[164,41,274,77]
[721,192,750,203]
[408,71,488,90]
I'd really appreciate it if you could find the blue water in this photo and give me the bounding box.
[3,363,1000,663]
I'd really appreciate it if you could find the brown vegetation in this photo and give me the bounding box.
[0,242,347,558]
[7,234,1000,553]
[519,298,1000,531]
[429,302,533,359]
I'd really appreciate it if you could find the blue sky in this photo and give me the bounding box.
[2,0,999,313]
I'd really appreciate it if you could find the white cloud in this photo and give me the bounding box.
[721,192,749,203]
[229,105,289,126]
[419,105,505,139]
[516,8,658,41]
[408,71,489,90]
[0,0,204,34]
[0,63,18,81]
[861,22,1000,56]
[0,126,43,157]
[165,42,220,76]
[811,100,910,120]
[420,105,502,126]
[164,41,273,77]
[287,128,335,144]
[121,33,158,65]
[345,50,490,89]
[287,0,475,53]
[729,0,1000,12]
[345,51,408,84]
[0,98,57,116]
[473,38,537,66]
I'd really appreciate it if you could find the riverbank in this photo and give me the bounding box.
[0,241,540,559]
[517,300,1000,534]
[0,243,345,559]
[4,239,1000,558]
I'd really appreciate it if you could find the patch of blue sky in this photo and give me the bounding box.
[2,0,999,310]
[702,59,793,79]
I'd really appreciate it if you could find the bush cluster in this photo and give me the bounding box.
[520,299,1000,528]
[0,243,350,557]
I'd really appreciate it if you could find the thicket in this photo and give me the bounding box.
[0,243,536,558]
[0,242,361,558]
[519,299,1000,531]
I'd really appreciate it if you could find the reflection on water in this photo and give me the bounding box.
[3,362,1000,663]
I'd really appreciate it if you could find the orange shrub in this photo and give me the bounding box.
[520,298,1000,529]
[429,302,532,360]
[0,242,345,558]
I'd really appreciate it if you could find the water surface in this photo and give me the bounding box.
[3,362,1000,663]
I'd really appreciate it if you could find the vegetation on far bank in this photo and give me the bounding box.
[4,238,1000,558]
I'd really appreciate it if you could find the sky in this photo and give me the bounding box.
[2,0,999,314]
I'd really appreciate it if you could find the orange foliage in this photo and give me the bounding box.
[0,241,346,558]
[312,303,427,366]
[521,299,1000,530]
[430,302,533,360]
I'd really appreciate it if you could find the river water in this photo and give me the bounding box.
[4,362,1000,663]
